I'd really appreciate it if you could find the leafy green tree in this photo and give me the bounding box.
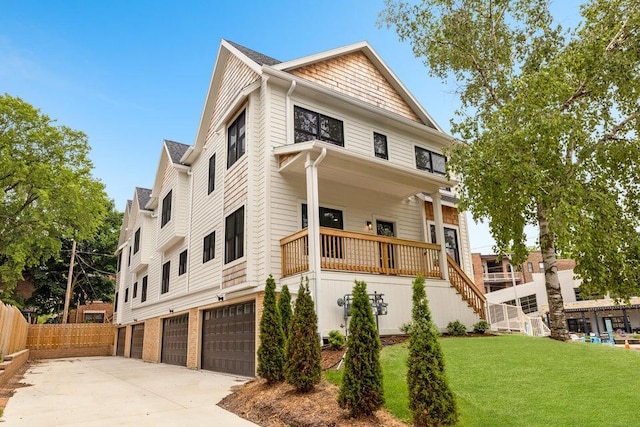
[257,275,286,384]
[0,94,108,296]
[406,275,457,427]
[380,0,640,340]
[285,277,321,392]
[25,201,121,317]
[278,284,293,340]
[338,280,384,417]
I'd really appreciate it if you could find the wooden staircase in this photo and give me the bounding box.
[447,254,486,319]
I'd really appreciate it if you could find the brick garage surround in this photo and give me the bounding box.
[186,308,199,369]
[142,317,161,363]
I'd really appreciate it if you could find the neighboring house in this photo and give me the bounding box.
[68,301,113,324]
[474,252,640,334]
[114,40,484,376]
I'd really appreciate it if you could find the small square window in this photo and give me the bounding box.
[373,132,388,160]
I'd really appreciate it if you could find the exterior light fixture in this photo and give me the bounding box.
[366,221,373,231]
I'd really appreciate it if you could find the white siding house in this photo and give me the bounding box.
[113,39,484,376]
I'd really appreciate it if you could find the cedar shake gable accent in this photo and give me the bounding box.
[164,140,190,164]
[135,187,152,211]
[288,51,423,124]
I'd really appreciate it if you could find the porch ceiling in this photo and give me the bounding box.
[274,141,454,199]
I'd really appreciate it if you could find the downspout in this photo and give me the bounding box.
[305,147,327,344]
[285,80,297,143]
[186,166,194,293]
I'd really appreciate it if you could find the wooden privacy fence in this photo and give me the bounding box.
[27,323,115,359]
[0,301,28,356]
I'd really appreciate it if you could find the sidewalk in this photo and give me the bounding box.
[2,356,258,426]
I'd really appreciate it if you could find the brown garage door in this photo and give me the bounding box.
[116,327,126,357]
[161,314,189,366]
[130,324,144,359]
[201,301,256,377]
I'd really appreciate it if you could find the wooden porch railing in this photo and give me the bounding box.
[447,254,487,319]
[281,227,441,278]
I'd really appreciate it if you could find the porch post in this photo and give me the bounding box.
[305,150,326,342]
[431,192,449,280]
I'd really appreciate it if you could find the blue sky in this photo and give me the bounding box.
[1,0,582,253]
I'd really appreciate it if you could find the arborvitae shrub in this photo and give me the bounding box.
[407,275,458,426]
[278,284,293,340]
[338,280,384,417]
[257,275,285,384]
[285,277,321,392]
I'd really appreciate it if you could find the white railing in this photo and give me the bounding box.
[483,272,522,282]
[486,302,550,337]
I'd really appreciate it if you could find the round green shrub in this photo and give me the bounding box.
[473,320,490,334]
[328,330,346,350]
[446,320,467,336]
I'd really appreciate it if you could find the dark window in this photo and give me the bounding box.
[227,110,246,168]
[574,288,603,301]
[519,294,538,314]
[294,106,344,146]
[133,228,141,254]
[301,204,344,258]
[567,318,591,334]
[527,262,534,273]
[133,282,138,299]
[208,154,216,194]
[162,261,170,294]
[301,204,344,229]
[128,246,131,266]
[84,312,104,323]
[161,190,172,227]
[373,132,388,160]
[114,292,119,312]
[179,250,188,275]
[203,232,215,263]
[415,146,446,175]
[124,288,129,303]
[117,252,122,272]
[141,276,148,302]
[225,207,245,263]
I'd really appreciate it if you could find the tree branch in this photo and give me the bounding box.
[601,110,640,143]
[560,79,590,112]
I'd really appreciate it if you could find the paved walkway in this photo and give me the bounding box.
[2,357,258,426]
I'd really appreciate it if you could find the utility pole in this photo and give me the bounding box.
[62,239,77,324]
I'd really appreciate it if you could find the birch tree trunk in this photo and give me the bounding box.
[537,203,568,341]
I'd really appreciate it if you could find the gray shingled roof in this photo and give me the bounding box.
[226,40,280,66]
[135,187,152,210]
[164,140,190,164]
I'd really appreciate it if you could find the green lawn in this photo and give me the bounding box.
[326,335,640,426]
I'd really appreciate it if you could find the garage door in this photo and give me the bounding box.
[161,314,189,366]
[130,324,144,359]
[202,301,256,377]
[116,327,126,357]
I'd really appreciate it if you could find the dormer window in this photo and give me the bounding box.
[294,106,344,146]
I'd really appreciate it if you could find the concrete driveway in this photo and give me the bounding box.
[2,356,258,426]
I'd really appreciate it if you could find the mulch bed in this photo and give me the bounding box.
[218,345,409,426]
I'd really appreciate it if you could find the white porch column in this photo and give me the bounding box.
[432,192,449,280]
[304,149,326,341]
